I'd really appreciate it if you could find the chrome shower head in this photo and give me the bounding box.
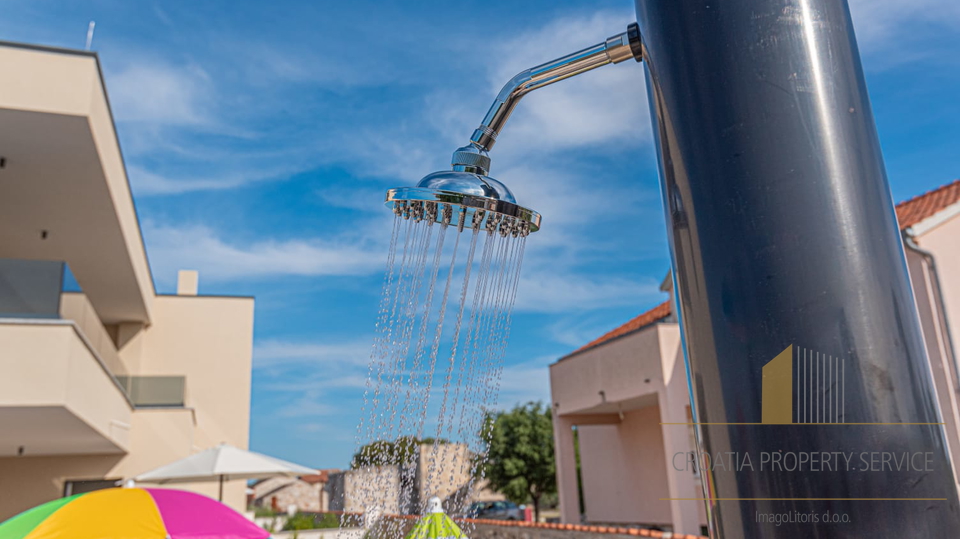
[383,23,643,237]
[385,145,542,236]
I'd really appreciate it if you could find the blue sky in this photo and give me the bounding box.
[3,0,958,468]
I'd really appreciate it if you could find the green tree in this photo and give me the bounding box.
[478,401,556,521]
[351,436,447,468]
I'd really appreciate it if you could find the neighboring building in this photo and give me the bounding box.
[329,464,403,514]
[328,442,504,514]
[549,179,960,535]
[0,42,255,519]
[251,470,338,513]
[898,179,960,490]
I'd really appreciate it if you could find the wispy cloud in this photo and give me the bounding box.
[275,389,339,418]
[495,356,557,408]
[109,62,214,126]
[547,315,630,350]
[849,0,960,66]
[143,222,386,282]
[255,340,371,369]
[126,164,294,195]
[488,9,649,154]
[515,273,662,314]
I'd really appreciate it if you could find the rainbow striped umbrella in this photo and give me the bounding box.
[0,488,269,539]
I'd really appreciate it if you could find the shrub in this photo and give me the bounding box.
[283,513,316,531]
[253,507,277,518]
[281,512,344,531]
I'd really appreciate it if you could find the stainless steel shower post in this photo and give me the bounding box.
[634,0,960,536]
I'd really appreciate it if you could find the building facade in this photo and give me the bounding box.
[549,180,960,535]
[0,43,255,519]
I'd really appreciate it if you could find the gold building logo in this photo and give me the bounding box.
[762,344,845,424]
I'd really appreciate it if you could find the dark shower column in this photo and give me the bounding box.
[634,0,960,537]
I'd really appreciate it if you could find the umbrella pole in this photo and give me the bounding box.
[219,475,224,502]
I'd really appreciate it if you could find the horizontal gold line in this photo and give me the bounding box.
[660,422,944,426]
[662,498,947,501]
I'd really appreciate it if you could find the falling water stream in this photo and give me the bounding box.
[344,206,528,539]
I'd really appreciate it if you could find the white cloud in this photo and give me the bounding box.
[254,339,375,421]
[494,356,556,409]
[547,315,625,349]
[127,165,278,195]
[255,340,371,369]
[276,389,339,418]
[850,0,960,52]
[261,375,370,392]
[143,222,386,282]
[515,273,663,314]
[317,185,405,213]
[489,10,650,155]
[108,62,213,126]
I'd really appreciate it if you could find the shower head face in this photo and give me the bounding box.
[385,170,541,234]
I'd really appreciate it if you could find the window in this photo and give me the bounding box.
[63,478,121,497]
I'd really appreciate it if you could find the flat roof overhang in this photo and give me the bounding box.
[0,42,153,324]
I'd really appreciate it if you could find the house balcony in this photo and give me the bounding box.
[0,258,185,457]
[550,321,675,419]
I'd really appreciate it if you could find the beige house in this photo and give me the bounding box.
[549,179,960,535]
[0,42,255,519]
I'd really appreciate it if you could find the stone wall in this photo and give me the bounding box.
[252,477,328,512]
[329,465,402,514]
[329,443,504,514]
[417,443,472,504]
[371,515,707,539]
[466,521,705,539]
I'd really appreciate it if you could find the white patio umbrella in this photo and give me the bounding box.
[134,443,317,501]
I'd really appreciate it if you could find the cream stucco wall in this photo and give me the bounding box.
[0,454,124,516]
[0,323,131,457]
[0,43,255,521]
[579,407,671,525]
[549,321,705,535]
[907,215,960,491]
[123,295,254,451]
[0,293,254,519]
[113,294,255,511]
[0,45,153,323]
[916,216,960,372]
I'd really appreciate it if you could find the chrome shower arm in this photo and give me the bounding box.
[468,23,642,152]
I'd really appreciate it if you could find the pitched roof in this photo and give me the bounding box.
[895,179,960,230]
[567,300,672,358]
[301,469,338,484]
[566,179,960,360]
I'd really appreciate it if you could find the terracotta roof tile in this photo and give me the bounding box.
[300,469,338,483]
[895,179,960,230]
[567,300,672,357]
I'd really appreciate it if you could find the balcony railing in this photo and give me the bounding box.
[116,376,186,407]
[0,258,186,409]
[0,258,64,318]
[61,290,128,379]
